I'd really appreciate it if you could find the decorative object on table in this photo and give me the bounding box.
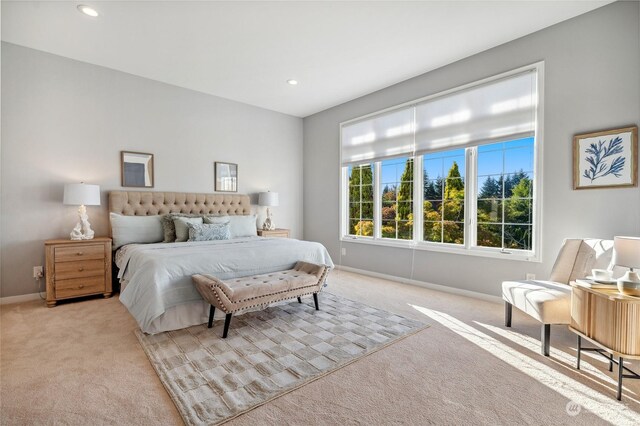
[121,151,154,187]
[257,228,290,238]
[214,161,237,192]
[573,125,638,189]
[258,191,279,230]
[612,236,640,296]
[63,182,101,240]
[135,292,427,426]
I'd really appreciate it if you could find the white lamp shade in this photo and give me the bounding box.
[258,192,279,207]
[63,183,101,206]
[612,236,640,268]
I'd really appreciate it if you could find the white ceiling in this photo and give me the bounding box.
[1,1,613,117]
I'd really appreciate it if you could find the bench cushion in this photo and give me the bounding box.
[502,280,571,325]
[192,261,328,314]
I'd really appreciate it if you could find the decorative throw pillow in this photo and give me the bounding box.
[161,213,200,242]
[109,213,164,249]
[227,215,258,238]
[173,216,203,242]
[187,222,231,242]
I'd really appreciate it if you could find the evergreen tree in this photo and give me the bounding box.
[396,158,414,221]
[348,165,374,236]
[479,176,501,199]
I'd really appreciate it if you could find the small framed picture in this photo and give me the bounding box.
[121,151,154,188]
[573,126,638,190]
[215,162,238,192]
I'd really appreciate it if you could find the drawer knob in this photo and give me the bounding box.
[78,267,84,272]
[78,285,85,289]
[76,252,84,256]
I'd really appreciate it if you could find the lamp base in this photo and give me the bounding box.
[617,270,640,297]
[70,205,95,240]
[262,207,276,231]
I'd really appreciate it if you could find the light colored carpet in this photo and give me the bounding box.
[136,293,426,425]
[1,269,639,425]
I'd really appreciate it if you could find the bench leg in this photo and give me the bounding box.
[617,357,624,401]
[541,324,550,356]
[576,335,581,369]
[222,313,233,338]
[313,293,319,310]
[297,297,302,304]
[208,305,215,329]
[504,302,512,327]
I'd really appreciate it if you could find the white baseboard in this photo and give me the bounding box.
[0,292,43,305]
[335,265,503,304]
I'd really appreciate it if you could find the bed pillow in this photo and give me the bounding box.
[109,213,164,249]
[227,215,258,238]
[203,215,231,225]
[161,213,199,242]
[187,222,231,242]
[173,217,204,242]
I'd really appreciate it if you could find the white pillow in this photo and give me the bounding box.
[227,215,258,238]
[109,213,164,249]
[173,216,203,242]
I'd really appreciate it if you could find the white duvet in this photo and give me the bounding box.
[116,237,334,332]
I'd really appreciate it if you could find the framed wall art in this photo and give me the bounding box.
[215,162,238,192]
[573,126,638,190]
[121,151,154,188]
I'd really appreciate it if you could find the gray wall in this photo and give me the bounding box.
[303,1,640,297]
[1,42,303,298]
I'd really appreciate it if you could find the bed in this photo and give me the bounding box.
[109,191,334,334]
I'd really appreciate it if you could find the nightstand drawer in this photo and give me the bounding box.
[55,276,105,299]
[55,259,105,280]
[55,244,105,262]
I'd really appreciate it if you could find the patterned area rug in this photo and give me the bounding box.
[136,292,428,425]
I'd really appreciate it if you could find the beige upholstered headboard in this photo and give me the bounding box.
[109,191,252,216]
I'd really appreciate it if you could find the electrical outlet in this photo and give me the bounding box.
[526,273,535,280]
[33,266,43,279]
[341,247,346,256]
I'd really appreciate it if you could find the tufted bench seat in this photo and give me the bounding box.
[192,261,329,338]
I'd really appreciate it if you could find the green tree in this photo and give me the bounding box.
[349,165,374,235]
[396,159,413,221]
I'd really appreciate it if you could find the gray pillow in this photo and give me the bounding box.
[173,217,203,242]
[203,215,231,225]
[161,213,200,242]
[227,215,258,238]
[187,222,231,242]
[110,213,164,249]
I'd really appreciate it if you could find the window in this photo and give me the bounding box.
[340,64,542,260]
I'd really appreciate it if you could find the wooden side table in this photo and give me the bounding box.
[569,281,640,400]
[257,228,290,238]
[45,237,112,307]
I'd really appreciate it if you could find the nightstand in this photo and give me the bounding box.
[44,237,112,307]
[257,228,290,238]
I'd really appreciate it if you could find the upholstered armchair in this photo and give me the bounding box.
[502,239,615,356]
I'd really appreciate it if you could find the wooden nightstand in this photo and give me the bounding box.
[44,237,112,307]
[257,228,290,238]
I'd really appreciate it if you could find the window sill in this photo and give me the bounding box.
[340,236,540,262]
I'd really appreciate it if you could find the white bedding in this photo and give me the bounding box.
[116,237,334,333]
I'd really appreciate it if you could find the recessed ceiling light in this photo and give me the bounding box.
[77,5,99,17]
[287,80,298,86]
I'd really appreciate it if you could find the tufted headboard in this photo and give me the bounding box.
[109,191,252,216]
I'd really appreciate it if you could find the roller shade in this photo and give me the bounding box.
[340,69,537,165]
[414,71,536,153]
[341,107,414,165]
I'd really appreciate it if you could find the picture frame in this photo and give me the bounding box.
[573,126,638,190]
[215,162,238,192]
[121,151,154,188]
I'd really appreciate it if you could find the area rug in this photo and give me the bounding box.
[136,292,428,425]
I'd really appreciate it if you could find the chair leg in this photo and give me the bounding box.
[222,313,232,338]
[576,335,581,369]
[617,357,624,401]
[609,353,614,372]
[297,297,302,304]
[313,293,319,310]
[504,302,512,327]
[541,324,550,356]
[208,305,215,328]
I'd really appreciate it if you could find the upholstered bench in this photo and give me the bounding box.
[192,261,329,338]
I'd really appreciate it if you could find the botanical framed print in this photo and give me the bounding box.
[573,126,638,190]
[215,162,238,192]
[121,151,154,188]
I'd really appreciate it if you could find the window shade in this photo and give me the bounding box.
[414,71,536,153]
[341,107,414,165]
[340,69,537,165]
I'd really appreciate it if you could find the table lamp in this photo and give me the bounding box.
[258,191,279,230]
[612,236,640,296]
[63,183,101,240]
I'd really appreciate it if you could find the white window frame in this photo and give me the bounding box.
[339,62,544,262]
